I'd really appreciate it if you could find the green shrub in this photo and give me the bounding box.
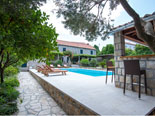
[0,96,6,104]
[90,59,98,67]
[0,77,20,115]
[0,102,18,115]
[80,59,89,67]
[54,60,62,67]
[0,85,19,115]
[125,48,136,56]
[63,51,72,57]
[0,86,19,102]
[110,59,115,66]
[99,59,107,68]
[4,66,19,77]
[73,54,96,58]
[4,77,20,87]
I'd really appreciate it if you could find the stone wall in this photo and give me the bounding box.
[29,71,98,115]
[114,32,155,96]
[58,45,96,55]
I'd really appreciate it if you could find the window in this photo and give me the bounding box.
[80,49,83,54]
[91,50,93,55]
[63,48,66,51]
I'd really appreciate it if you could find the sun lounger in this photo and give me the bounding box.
[63,64,69,68]
[37,66,45,72]
[37,66,48,74]
[57,64,62,68]
[43,65,68,76]
[50,64,54,68]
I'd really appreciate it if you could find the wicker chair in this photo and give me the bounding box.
[123,60,147,98]
[106,61,115,84]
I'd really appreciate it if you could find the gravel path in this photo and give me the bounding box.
[17,72,66,115]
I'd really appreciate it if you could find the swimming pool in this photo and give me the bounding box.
[61,68,112,77]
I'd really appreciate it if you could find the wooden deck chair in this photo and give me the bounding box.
[50,64,54,68]
[37,66,44,72]
[57,64,62,68]
[37,66,48,74]
[44,65,68,76]
[63,64,69,68]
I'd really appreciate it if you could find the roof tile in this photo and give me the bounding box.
[56,40,95,50]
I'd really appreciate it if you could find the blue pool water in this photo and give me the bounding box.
[61,68,112,77]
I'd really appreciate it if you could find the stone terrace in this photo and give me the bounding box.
[30,69,155,115]
[16,72,66,115]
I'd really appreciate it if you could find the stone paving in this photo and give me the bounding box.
[16,72,66,115]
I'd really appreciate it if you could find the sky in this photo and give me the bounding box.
[40,0,155,50]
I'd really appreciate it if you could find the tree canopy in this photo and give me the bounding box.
[101,44,114,55]
[94,45,100,55]
[134,44,153,55]
[125,48,135,56]
[53,0,119,41]
[94,44,114,55]
[125,44,153,56]
[53,0,155,52]
[0,0,58,83]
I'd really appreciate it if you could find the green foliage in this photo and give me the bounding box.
[0,102,18,115]
[0,3,58,62]
[12,60,25,68]
[54,0,119,41]
[4,77,19,87]
[63,51,72,57]
[110,59,115,66]
[90,59,98,67]
[99,59,107,68]
[0,86,19,102]
[0,96,6,104]
[73,54,96,58]
[50,51,63,56]
[0,76,20,115]
[4,66,19,77]
[101,44,114,55]
[94,45,100,55]
[80,59,89,67]
[0,1,58,83]
[125,45,153,56]
[1,0,46,12]
[135,44,153,55]
[49,51,63,63]
[125,48,136,56]
[53,0,155,52]
[99,59,114,68]
[54,60,62,67]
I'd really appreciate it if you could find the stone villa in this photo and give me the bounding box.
[24,40,96,68]
[56,40,96,55]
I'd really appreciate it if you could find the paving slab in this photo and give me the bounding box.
[16,72,66,115]
[30,69,155,115]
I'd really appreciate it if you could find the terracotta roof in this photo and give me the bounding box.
[56,40,95,50]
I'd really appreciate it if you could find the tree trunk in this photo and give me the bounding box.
[0,68,4,84]
[0,50,19,84]
[119,0,155,53]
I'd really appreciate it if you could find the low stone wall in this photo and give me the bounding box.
[115,55,155,96]
[29,71,98,115]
